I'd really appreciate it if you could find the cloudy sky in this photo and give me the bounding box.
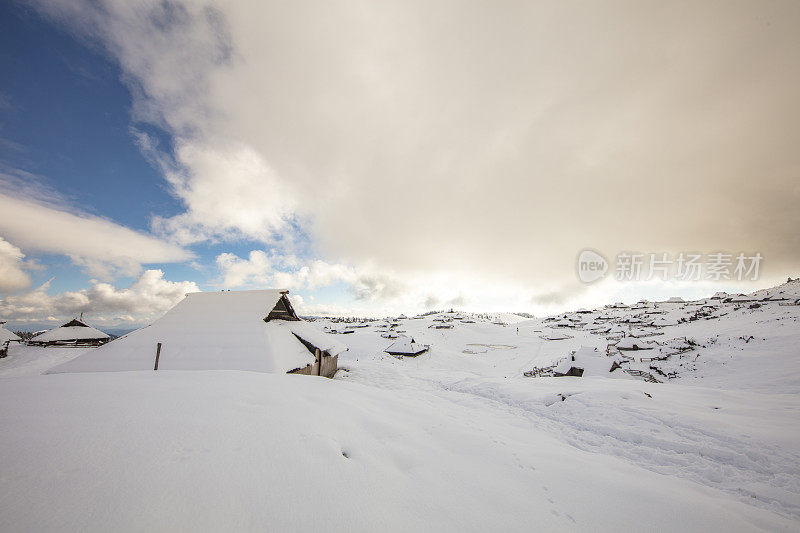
[1,0,798,328]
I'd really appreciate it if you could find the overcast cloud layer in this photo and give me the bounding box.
[15,0,800,319]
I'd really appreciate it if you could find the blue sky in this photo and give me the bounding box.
[0,3,324,327]
[1,3,177,290]
[0,1,797,330]
[1,4,176,232]
[0,3,321,316]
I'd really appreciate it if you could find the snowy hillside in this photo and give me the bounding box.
[1,282,799,530]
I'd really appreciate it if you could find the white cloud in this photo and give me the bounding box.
[214,250,536,313]
[216,250,273,287]
[150,141,297,245]
[28,1,800,310]
[215,250,405,302]
[0,172,192,279]
[0,269,200,324]
[0,237,32,292]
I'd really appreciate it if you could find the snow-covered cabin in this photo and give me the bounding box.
[553,346,622,377]
[49,290,346,378]
[0,320,21,344]
[615,337,658,351]
[726,294,756,303]
[385,337,429,357]
[28,318,110,347]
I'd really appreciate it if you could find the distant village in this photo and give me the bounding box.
[4,279,798,385]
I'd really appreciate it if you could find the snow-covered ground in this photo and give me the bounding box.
[0,344,92,378]
[1,281,799,531]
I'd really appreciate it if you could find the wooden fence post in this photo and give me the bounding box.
[154,342,162,371]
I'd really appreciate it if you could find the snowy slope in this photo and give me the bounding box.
[0,344,94,378]
[0,371,794,532]
[1,286,799,530]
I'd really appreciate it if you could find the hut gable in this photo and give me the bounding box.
[265,292,300,322]
[61,318,91,328]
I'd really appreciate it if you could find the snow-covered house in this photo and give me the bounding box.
[615,337,658,351]
[385,337,429,357]
[28,318,110,347]
[726,294,756,303]
[49,290,346,378]
[0,321,20,344]
[552,346,622,377]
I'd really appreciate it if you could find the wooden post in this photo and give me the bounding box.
[154,342,162,371]
[315,348,321,376]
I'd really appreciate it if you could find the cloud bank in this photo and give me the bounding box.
[0,269,199,324]
[0,170,192,279]
[0,237,33,292]
[28,0,800,310]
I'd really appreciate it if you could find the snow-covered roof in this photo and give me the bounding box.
[0,325,20,344]
[553,346,619,376]
[49,290,345,374]
[727,294,756,302]
[385,337,428,355]
[615,337,658,350]
[31,319,109,342]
